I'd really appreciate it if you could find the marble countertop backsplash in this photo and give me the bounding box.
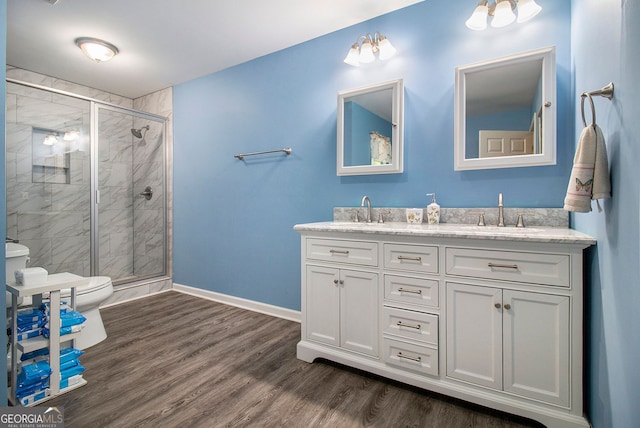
[333,207,569,228]
[294,208,593,245]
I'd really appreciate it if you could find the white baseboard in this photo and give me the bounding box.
[172,283,301,323]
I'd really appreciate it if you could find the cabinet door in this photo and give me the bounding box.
[306,265,340,346]
[503,290,570,406]
[446,282,502,390]
[340,269,379,357]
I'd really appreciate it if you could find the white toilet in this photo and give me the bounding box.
[60,275,114,350]
[6,242,29,307]
[5,243,114,350]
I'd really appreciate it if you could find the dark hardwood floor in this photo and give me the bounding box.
[47,291,543,427]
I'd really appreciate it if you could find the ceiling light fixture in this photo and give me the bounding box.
[344,32,396,67]
[465,0,542,31]
[75,37,119,63]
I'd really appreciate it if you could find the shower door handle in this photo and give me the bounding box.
[140,186,153,200]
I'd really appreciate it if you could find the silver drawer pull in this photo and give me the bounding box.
[397,287,422,295]
[488,262,519,270]
[329,249,350,255]
[397,321,421,330]
[397,352,421,363]
[397,255,422,262]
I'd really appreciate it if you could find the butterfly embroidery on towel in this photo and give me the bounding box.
[575,178,593,193]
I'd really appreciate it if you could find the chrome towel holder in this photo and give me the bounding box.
[581,82,614,127]
[234,147,292,160]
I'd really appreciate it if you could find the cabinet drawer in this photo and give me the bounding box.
[384,275,439,308]
[382,337,438,376]
[383,244,438,274]
[445,248,570,287]
[306,238,378,267]
[382,306,438,345]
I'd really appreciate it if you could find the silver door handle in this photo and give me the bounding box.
[397,321,421,330]
[397,352,421,363]
[488,262,518,270]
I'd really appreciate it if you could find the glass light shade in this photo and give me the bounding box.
[359,40,375,63]
[517,0,542,22]
[491,0,516,27]
[75,37,119,63]
[465,4,489,31]
[377,37,396,60]
[63,130,80,141]
[43,134,58,146]
[343,44,361,67]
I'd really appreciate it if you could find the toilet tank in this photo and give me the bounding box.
[6,242,29,307]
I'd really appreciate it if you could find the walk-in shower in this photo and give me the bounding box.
[5,79,169,286]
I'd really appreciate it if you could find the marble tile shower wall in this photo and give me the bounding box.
[6,82,91,276]
[131,121,165,278]
[97,109,135,279]
[132,88,174,298]
[5,67,171,287]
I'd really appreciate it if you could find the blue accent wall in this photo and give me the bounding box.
[1,0,7,405]
[344,101,392,166]
[0,0,633,424]
[571,1,640,427]
[174,0,572,312]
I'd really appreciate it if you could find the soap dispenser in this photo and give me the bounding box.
[426,193,440,224]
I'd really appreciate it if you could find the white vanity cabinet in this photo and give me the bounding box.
[380,243,441,376]
[303,238,379,357]
[295,222,595,428]
[306,265,378,356]
[446,283,570,406]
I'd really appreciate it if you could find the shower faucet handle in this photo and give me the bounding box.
[139,186,153,200]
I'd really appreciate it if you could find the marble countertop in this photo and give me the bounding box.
[294,221,596,246]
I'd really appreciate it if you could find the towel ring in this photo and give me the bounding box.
[580,82,614,128]
[581,93,596,128]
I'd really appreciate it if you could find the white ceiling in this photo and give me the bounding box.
[7,0,423,99]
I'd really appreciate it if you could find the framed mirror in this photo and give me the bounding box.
[454,47,556,171]
[337,79,404,176]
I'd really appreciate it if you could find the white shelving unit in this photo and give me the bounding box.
[6,273,90,406]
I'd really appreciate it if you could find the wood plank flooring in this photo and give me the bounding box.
[47,291,543,428]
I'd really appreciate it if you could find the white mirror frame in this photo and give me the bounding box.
[454,47,556,171]
[337,79,404,176]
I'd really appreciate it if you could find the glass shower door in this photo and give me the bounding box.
[94,105,166,284]
[5,82,91,277]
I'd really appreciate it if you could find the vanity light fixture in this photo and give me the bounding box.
[63,130,79,141]
[43,134,59,146]
[344,32,396,67]
[465,0,542,31]
[75,37,119,63]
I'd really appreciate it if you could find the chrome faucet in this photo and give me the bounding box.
[497,193,505,227]
[360,195,372,223]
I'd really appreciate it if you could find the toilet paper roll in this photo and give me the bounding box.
[15,267,48,286]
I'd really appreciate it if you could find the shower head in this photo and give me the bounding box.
[131,125,150,139]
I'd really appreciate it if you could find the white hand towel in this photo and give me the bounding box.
[563,124,611,212]
[15,267,48,286]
